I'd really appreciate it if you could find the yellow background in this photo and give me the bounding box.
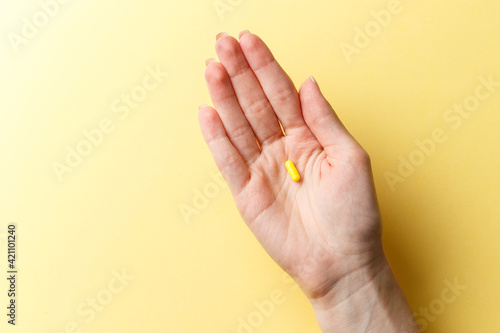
[1,0,499,332]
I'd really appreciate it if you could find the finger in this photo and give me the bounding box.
[299,77,356,156]
[215,34,283,147]
[198,105,250,194]
[205,60,261,164]
[239,32,306,133]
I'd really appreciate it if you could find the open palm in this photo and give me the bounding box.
[199,31,384,300]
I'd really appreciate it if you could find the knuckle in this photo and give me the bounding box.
[311,112,330,127]
[221,151,240,170]
[230,123,253,143]
[205,131,223,147]
[244,98,269,116]
[274,86,297,105]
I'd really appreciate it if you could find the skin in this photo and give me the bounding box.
[199,30,421,332]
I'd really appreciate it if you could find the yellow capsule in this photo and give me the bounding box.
[285,160,301,182]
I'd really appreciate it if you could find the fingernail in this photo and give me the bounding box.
[238,30,250,39]
[216,32,229,40]
[199,104,208,111]
[205,58,216,67]
[310,75,318,86]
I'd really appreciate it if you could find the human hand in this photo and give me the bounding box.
[199,31,419,332]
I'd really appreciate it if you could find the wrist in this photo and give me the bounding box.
[307,255,420,332]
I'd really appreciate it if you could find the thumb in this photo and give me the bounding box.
[299,76,355,156]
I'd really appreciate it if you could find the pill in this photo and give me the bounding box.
[285,160,300,182]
